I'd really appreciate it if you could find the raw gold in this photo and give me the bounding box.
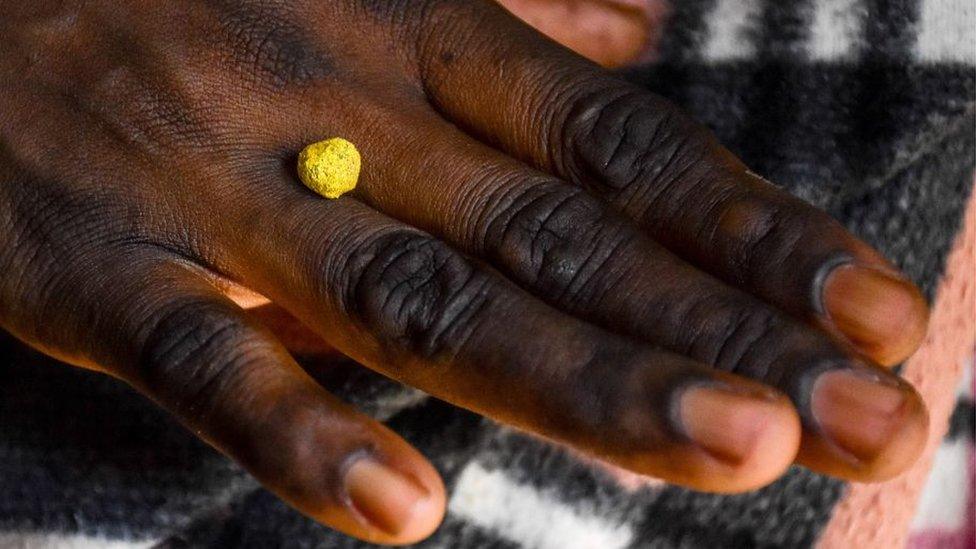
[297,138,361,199]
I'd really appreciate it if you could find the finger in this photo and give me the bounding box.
[0,246,445,544]
[496,0,652,67]
[328,112,928,482]
[222,187,801,493]
[406,1,928,366]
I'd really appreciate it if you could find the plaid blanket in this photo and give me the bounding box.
[1,0,973,547]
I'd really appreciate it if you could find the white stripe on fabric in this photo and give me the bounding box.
[449,463,634,549]
[957,356,973,400]
[910,437,972,530]
[916,0,976,63]
[701,0,763,61]
[809,0,864,60]
[0,533,157,549]
[372,388,429,421]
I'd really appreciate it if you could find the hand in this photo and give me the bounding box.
[0,1,929,545]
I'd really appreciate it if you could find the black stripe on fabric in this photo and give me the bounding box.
[473,428,651,523]
[757,0,814,59]
[631,467,844,549]
[657,0,718,63]
[861,0,921,62]
[837,0,925,209]
[834,105,975,300]
[384,397,491,489]
[947,399,976,441]
[695,2,808,201]
[0,331,251,542]
[637,0,718,111]
[176,488,530,549]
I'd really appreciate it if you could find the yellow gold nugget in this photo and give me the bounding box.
[297,138,361,199]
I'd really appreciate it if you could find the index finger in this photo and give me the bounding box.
[405,0,928,366]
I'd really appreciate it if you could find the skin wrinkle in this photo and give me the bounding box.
[467,167,529,251]
[733,320,807,385]
[4,181,144,318]
[137,300,246,389]
[602,109,639,172]
[21,86,210,268]
[619,123,691,206]
[208,0,337,89]
[531,68,598,172]
[578,98,711,227]
[679,295,735,367]
[403,267,487,363]
[713,310,770,374]
[93,22,219,153]
[486,183,572,262]
[300,214,390,306]
[554,225,633,312]
[22,20,189,156]
[681,294,735,366]
[518,190,597,281]
[406,137,498,244]
[342,232,484,362]
[570,92,658,187]
[420,274,493,367]
[561,226,629,308]
[555,86,631,183]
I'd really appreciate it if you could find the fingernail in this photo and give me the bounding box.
[811,368,908,463]
[344,457,430,536]
[822,264,928,365]
[679,385,776,463]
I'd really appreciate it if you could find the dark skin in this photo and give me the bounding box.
[0,0,930,545]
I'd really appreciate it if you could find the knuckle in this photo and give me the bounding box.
[110,78,217,155]
[544,344,681,446]
[228,396,377,509]
[1,175,138,303]
[340,230,491,361]
[707,305,782,379]
[677,289,810,384]
[482,183,632,308]
[0,169,28,280]
[716,196,810,283]
[563,91,713,206]
[215,2,334,88]
[0,167,162,348]
[355,0,470,68]
[355,0,434,27]
[136,299,271,414]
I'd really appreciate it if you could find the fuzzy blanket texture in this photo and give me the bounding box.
[0,0,973,547]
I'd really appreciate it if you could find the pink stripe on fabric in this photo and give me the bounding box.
[819,180,976,548]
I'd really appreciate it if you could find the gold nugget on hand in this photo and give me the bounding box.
[297,138,361,199]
